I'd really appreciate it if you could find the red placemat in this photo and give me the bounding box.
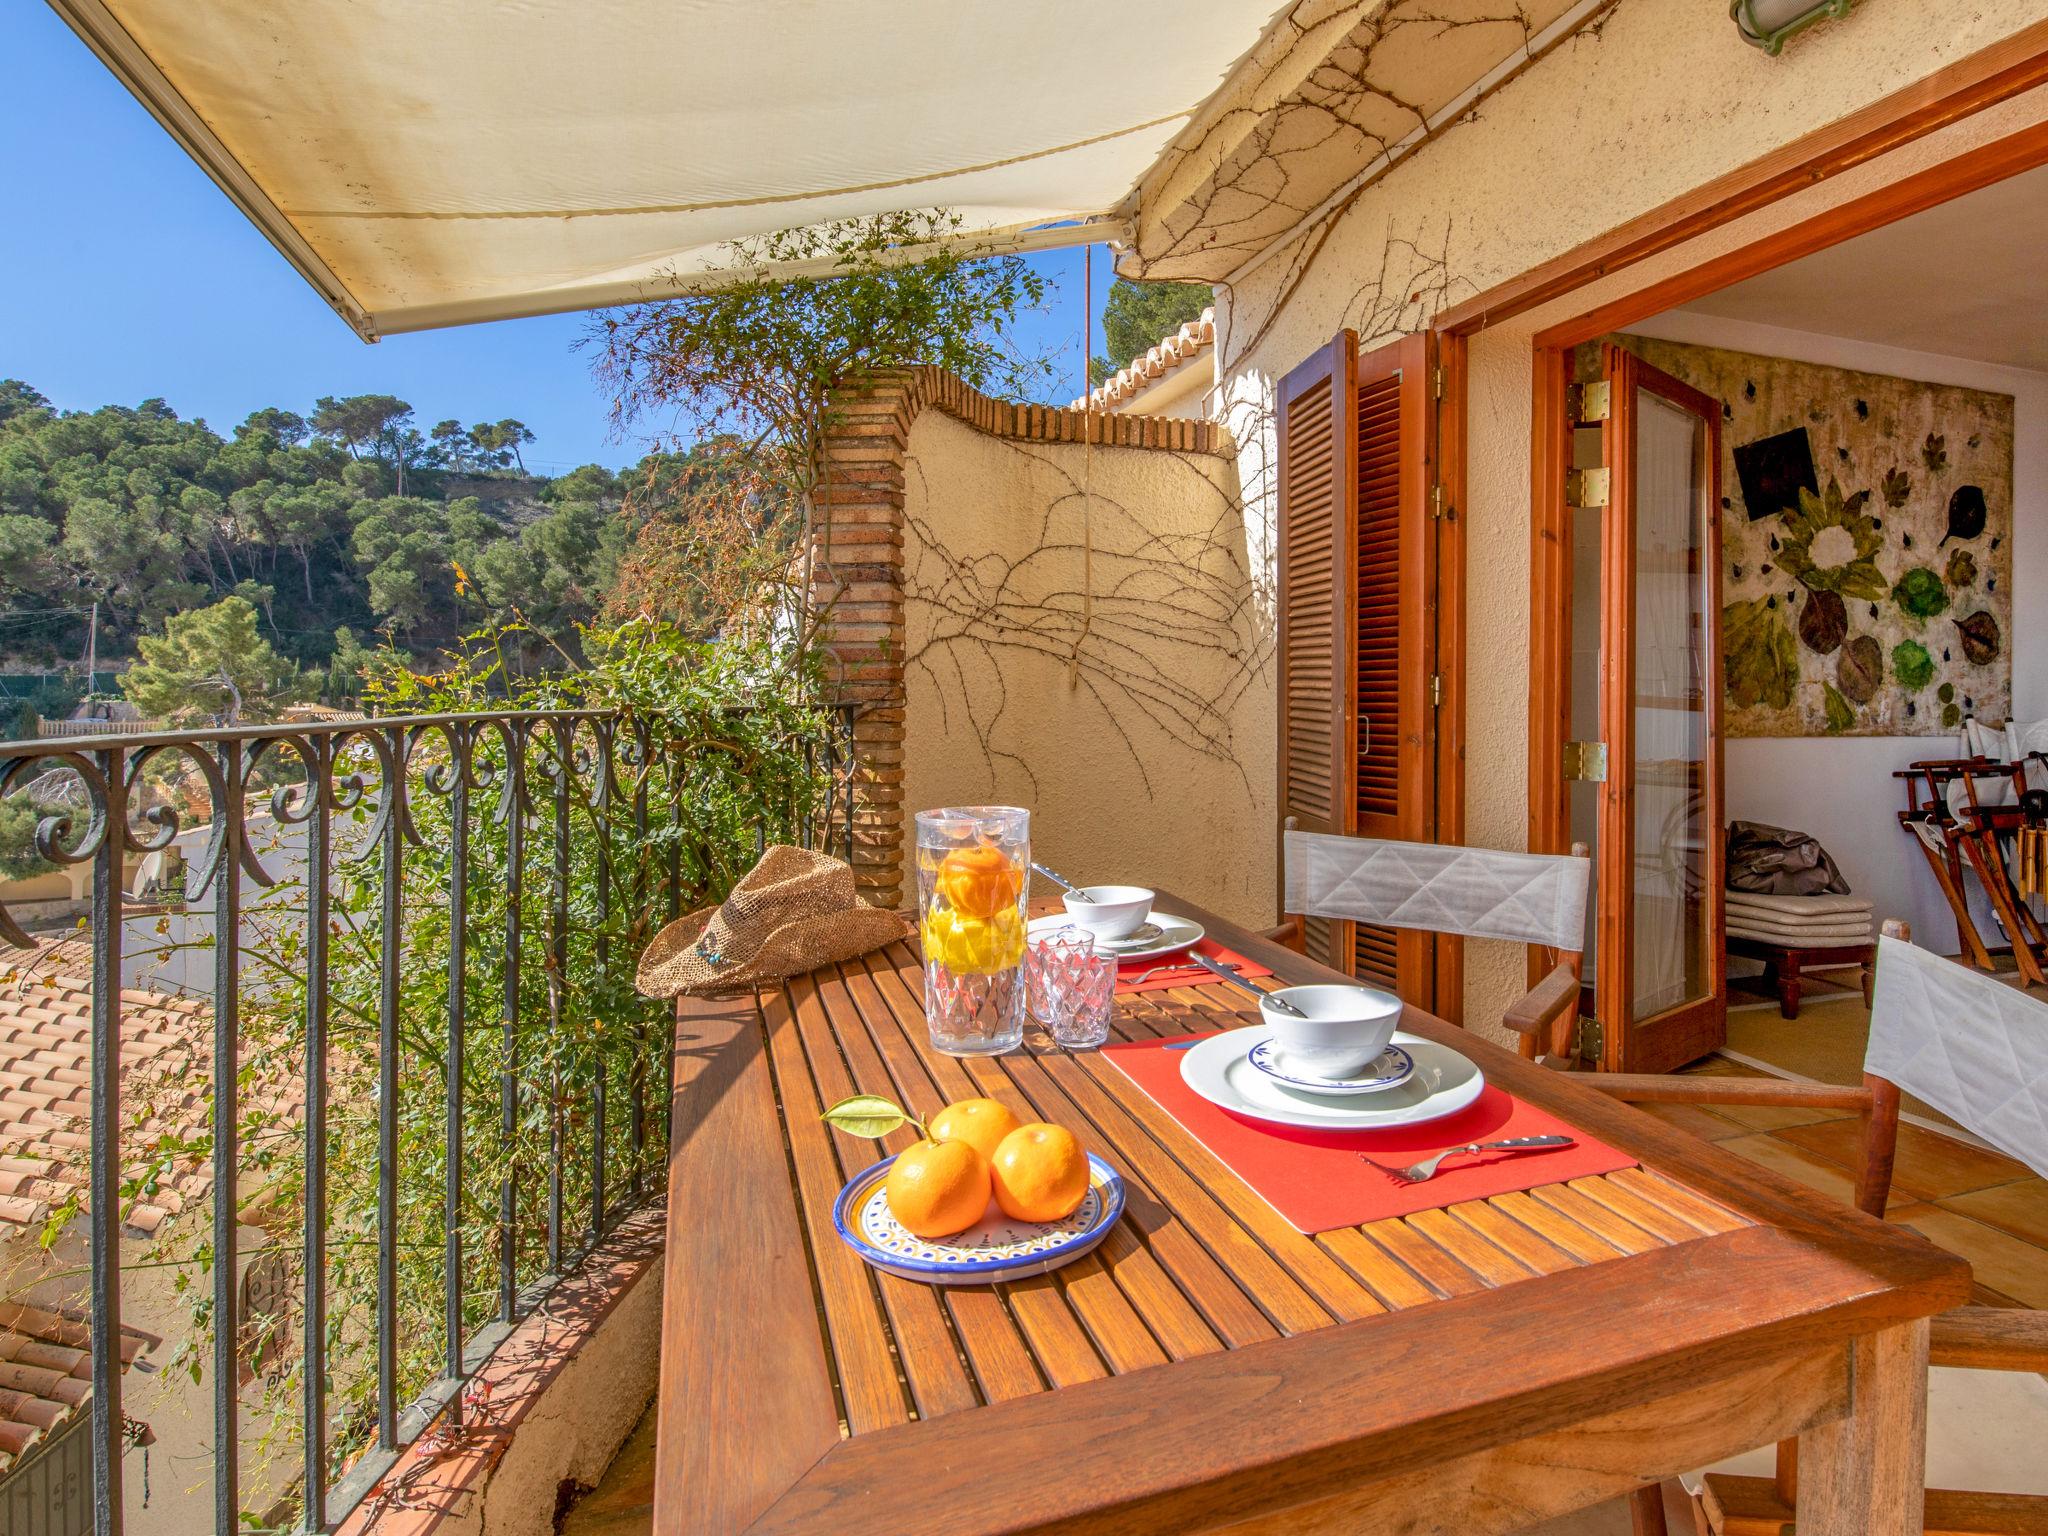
[1101,1031,1636,1233]
[1116,939,1272,996]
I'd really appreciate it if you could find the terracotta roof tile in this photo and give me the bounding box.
[0,946,304,1235]
[0,1304,157,1475]
[1072,306,1216,413]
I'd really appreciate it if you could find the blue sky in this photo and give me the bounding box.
[1,4,1110,473]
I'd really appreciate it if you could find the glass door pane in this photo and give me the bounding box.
[1630,389,1712,1023]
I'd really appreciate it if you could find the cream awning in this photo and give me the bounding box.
[52,0,1285,338]
[54,1,1609,339]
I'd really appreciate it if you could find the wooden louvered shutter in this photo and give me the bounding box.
[1351,333,1437,1000]
[1277,330,1438,999]
[1276,333,1357,972]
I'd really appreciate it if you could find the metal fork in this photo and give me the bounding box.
[1359,1135,1574,1184]
[1127,960,1202,984]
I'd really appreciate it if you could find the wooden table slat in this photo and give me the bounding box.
[845,949,1246,1379]
[940,1049,1226,1372]
[1486,1188,1630,1264]
[1041,1248,1168,1377]
[1315,1227,1444,1309]
[759,985,913,1433]
[1408,1206,1542,1287]
[984,1040,1283,1349]
[1569,1172,1721,1245]
[1359,1215,1490,1299]
[783,973,981,1421]
[1617,1165,1752,1235]
[1443,1198,1582,1277]
[653,994,842,1532]
[1088,1222,1234,1363]
[818,960,1050,1404]
[1001,1271,1113,1386]
[1527,1181,1672,1255]
[935,1287,1049,1405]
[1054,1046,1377,1330]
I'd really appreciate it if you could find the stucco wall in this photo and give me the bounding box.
[1210,0,2048,1041]
[898,410,1264,918]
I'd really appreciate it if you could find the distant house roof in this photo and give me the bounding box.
[0,1301,158,1474]
[1073,307,1215,414]
[0,949,301,1239]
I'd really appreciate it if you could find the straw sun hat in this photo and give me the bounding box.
[636,845,910,998]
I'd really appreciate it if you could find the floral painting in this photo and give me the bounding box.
[1620,336,2012,738]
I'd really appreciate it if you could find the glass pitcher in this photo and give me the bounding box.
[915,806,1030,1055]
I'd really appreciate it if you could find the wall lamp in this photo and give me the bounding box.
[1731,0,1857,55]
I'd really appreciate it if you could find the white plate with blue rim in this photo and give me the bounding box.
[1248,1038,1415,1096]
[1180,1026,1484,1130]
[1027,911,1205,962]
[832,1151,1126,1285]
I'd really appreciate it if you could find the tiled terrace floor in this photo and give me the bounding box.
[563,1053,2048,1535]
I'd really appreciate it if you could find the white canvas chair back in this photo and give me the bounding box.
[1959,715,2007,761]
[1283,831,1590,953]
[1869,935,2048,1178]
[1947,769,2017,821]
[2010,717,2048,793]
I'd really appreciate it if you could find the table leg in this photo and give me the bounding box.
[1795,1320,1929,1535]
[1776,952,1801,1021]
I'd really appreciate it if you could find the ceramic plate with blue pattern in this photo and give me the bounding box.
[832,1152,1125,1285]
[1247,1038,1416,1096]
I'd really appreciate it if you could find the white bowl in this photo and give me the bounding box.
[1260,985,1404,1079]
[1061,885,1154,940]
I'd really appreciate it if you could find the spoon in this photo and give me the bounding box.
[1031,862,1094,902]
[1187,952,1308,1017]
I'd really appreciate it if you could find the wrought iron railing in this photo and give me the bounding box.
[0,704,855,1534]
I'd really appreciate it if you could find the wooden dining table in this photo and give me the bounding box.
[653,891,1969,1535]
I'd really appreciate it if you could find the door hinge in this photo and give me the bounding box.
[1565,467,1610,508]
[1429,674,1443,708]
[1570,381,1611,423]
[1432,365,1446,400]
[1429,483,1449,519]
[1575,1013,1603,1064]
[1563,740,1608,781]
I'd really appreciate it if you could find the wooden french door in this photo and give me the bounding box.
[1276,329,1440,1005]
[1593,344,1727,1071]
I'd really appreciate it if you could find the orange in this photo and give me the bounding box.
[936,844,1022,920]
[927,1098,1021,1163]
[884,1138,991,1239]
[920,905,1025,975]
[990,1123,1090,1224]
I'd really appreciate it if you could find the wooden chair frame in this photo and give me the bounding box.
[1581,920,2048,1536]
[1897,757,2048,985]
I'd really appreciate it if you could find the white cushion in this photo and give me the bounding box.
[1722,891,1873,918]
[1728,921,1873,946]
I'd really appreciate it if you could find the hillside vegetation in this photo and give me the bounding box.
[0,380,643,695]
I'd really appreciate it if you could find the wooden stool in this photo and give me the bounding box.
[1726,934,1876,1020]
